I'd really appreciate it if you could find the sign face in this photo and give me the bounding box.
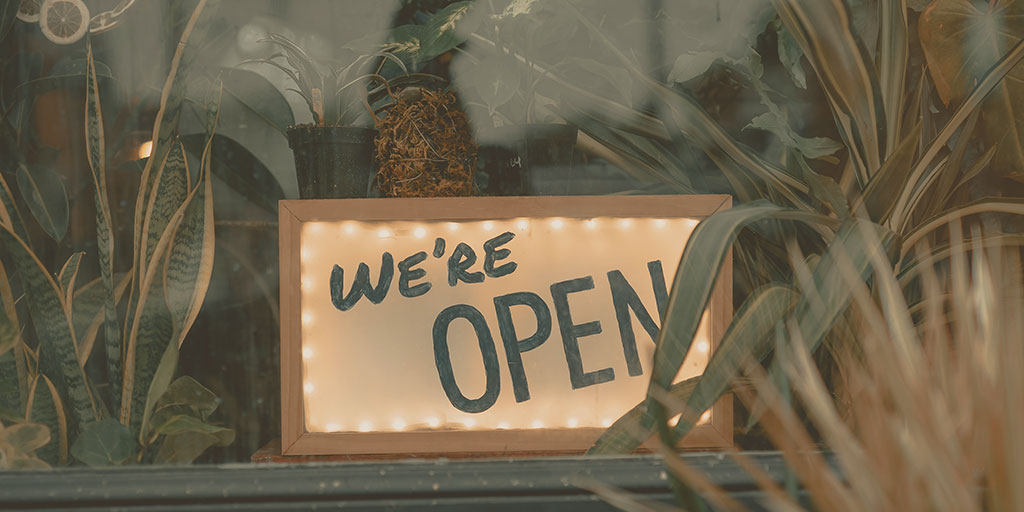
[280,196,732,455]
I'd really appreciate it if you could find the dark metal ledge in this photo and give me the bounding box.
[0,452,794,511]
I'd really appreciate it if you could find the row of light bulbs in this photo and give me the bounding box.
[309,410,712,433]
[302,217,700,239]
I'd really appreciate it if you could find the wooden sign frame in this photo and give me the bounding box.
[279,195,732,456]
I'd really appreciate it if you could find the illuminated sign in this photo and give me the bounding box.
[279,196,732,455]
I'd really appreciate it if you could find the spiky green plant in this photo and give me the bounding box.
[0,0,232,466]
[253,33,442,126]
[522,0,1024,455]
[587,225,1024,511]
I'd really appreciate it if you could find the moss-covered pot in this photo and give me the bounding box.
[286,125,377,199]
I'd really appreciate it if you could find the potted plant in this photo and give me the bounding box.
[390,1,592,196]
[255,33,401,199]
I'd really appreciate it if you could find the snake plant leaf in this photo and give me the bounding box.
[420,1,483,62]
[772,0,887,187]
[122,130,213,432]
[25,374,67,465]
[590,284,799,454]
[71,273,130,368]
[0,0,17,42]
[179,134,282,215]
[86,41,122,413]
[221,67,294,136]
[153,415,234,464]
[70,418,135,467]
[122,139,189,396]
[0,298,15,358]
[0,166,28,241]
[57,252,83,307]
[133,0,217,286]
[138,339,178,444]
[16,164,69,242]
[919,0,1024,182]
[0,260,26,409]
[0,224,96,433]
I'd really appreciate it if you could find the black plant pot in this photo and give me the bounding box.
[476,124,578,196]
[286,125,377,199]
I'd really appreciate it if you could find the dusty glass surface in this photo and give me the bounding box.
[2,0,1020,470]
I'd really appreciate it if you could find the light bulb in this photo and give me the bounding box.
[302,347,314,360]
[377,228,392,239]
[426,417,441,428]
[414,226,427,238]
[392,418,406,431]
[358,421,373,432]
[566,418,579,428]
[516,219,529,231]
[531,419,544,429]
[482,221,494,231]
[303,382,315,394]
[550,219,564,230]
[137,140,153,160]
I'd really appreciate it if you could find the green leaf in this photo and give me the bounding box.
[139,339,178,443]
[0,297,15,358]
[16,164,69,242]
[773,0,886,186]
[746,111,843,160]
[647,201,836,412]
[420,1,482,61]
[12,58,114,102]
[776,22,807,89]
[221,68,295,135]
[149,376,220,430]
[26,375,66,465]
[58,252,83,302]
[153,415,233,464]
[0,0,18,42]
[0,225,97,432]
[471,56,521,115]
[71,273,130,368]
[133,0,218,289]
[591,284,799,454]
[919,0,1024,182]
[668,219,895,443]
[70,418,136,466]
[86,41,123,416]
[0,165,29,241]
[180,134,282,215]
[1,422,51,455]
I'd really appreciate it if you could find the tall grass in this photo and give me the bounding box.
[592,224,1024,511]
